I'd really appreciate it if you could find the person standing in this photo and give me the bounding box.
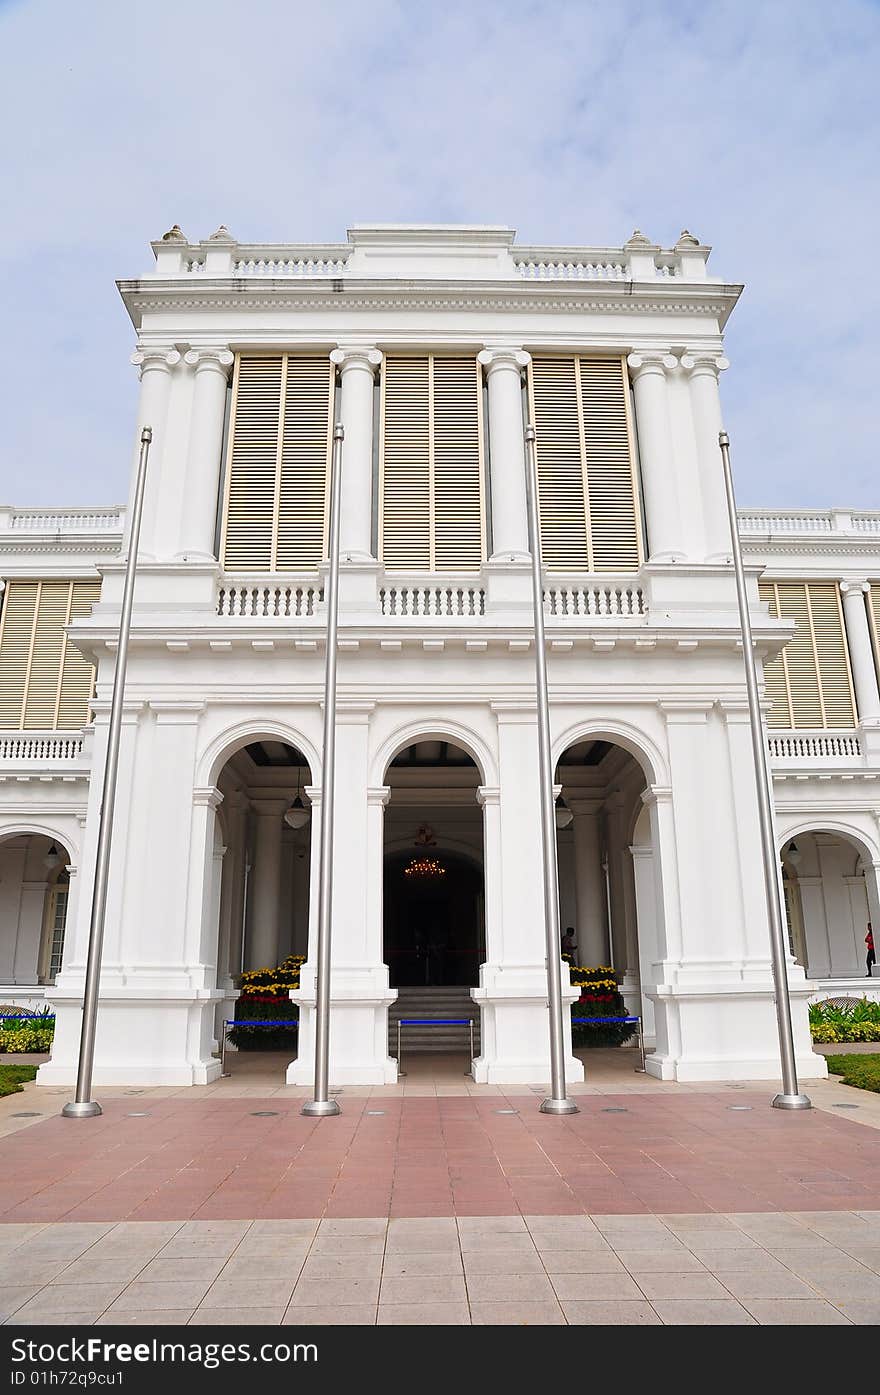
[867,923,876,978]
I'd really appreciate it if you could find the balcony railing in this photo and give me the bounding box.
[767,731,862,761]
[1,506,125,534]
[217,581,323,618]
[0,732,86,762]
[738,508,880,537]
[379,581,486,618]
[544,579,647,619]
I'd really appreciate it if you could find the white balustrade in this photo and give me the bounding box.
[544,580,647,619]
[767,731,862,760]
[514,259,626,281]
[233,257,349,277]
[5,507,124,533]
[217,581,323,619]
[379,582,485,618]
[0,732,85,762]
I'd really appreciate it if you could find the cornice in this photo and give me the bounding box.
[744,540,880,560]
[118,276,742,329]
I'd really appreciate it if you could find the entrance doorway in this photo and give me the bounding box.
[384,848,484,987]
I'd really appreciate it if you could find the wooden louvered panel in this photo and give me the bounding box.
[432,358,484,571]
[57,582,101,730]
[759,582,792,728]
[381,357,431,569]
[530,357,589,571]
[276,359,333,570]
[23,583,70,728]
[809,583,856,728]
[221,356,283,571]
[0,581,39,728]
[0,580,99,731]
[775,583,824,728]
[869,584,880,680]
[579,358,643,572]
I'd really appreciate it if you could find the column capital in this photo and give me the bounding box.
[626,350,677,377]
[367,785,392,807]
[330,345,383,373]
[641,784,673,808]
[193,786,224,810]
[476,785,501,807]
[680,351,730,377]
[840,579,871,596]
[477,346,531,373]
[130,347,180,376]
[184,346,234,374]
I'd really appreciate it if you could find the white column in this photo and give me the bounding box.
[477,347,531,560]
[840,581,880,724]
[128,348,180,559]
[249,799,286,969]
[626,352,684,561]
[178,348,233,560]
[329,346,382,561]
[569,798,607,965]
[681,352,731,561]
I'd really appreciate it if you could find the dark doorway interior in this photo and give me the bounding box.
[384,849,484,987]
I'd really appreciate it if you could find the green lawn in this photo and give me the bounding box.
[825,1054,880,1093]
[0,1064,38,1098]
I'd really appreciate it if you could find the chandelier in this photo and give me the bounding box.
[404,855,447,880]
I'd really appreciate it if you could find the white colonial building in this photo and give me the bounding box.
[1,224,878,1089]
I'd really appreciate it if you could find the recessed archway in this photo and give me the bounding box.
[0,831,73,990]
[778,827,878,982]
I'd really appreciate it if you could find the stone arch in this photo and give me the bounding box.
[0,821,78,865]
[552,716,665,788]
[199,718,320,791]
[372,718,495,787]
[777,818,879,866]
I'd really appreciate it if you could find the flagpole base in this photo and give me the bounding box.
[301,1098,342,1117]
[61,1101,103,1119]
[539,1097,579,1115]
[771,1093,812,1111]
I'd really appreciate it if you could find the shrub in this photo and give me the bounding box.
[810,998,880,1043]
[230,955,302,1051]
[825,1054,880,1093]
[569,964,635,1048]
[0,1009,55,1055]
[0,1064,38,1097]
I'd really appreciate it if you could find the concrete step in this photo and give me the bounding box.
[390,986,481,1054]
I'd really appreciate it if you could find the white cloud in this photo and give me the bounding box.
[0,0,877,506]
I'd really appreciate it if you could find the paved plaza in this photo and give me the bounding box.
[1,1050,879,1325]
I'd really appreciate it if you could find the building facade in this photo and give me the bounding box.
[2,224,879,1088]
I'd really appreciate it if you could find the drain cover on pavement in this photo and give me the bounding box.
[495,1108,519,1114]
[250,1110,280,1117]
[831,1102,859,1109]
[366,1110,386,1116]
[601,1107,628,1113]
[11,1112,41,1118]
[728,1105,753,1111]
[126,1112,150,1117]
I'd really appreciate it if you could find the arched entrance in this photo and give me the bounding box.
[0,832,73,993]
[382,739,485,1057]
[779,828,879,982]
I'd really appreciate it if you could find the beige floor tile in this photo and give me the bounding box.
[109,1280,212,1313]
[178,1220,252,1238]
[469,1301,563,1325]
[388,1217,458,1237]
[462,1250,545,1276]
[137,1256,227,1284]
[289,1277,381,1307]
[466,1273,557,1302]
[561,1300,661,1325]
[310,1234,386,1257]
[743,1299,851,1325]
[457,1215,527,1234]
[807,1270,880,1301]
[616,1249,707,1274]
[385,1231,461,1255]
[0,1286,41,1321]
[549,1272,644,1301]
[720,1272,818,1301]
[832,1298,880,1324]
[540,1250,626,1275]
[282,1305,376,1326]
[457,1232,537,1255]
[377,1303,469,1325]
[299,1254,383,1281]
[189,1307,286,1325]
[200,1278,296,1308]
[635,1273,729,1300]
[649,1298,756,1325]
[317,1218,387,1236]
[249,1219,319,1236]
[660,1214,740,1232]
[97,1310,193,1326]
[51,1257,152,1285]
[17,1282,122,1316]
[160,1237,243,1259]
[111,1222,185,1241]
[12,1310,107,1326]
[220,1252,309,1281]
[3,1259,72,1285]
[381,1252,463,1278]
[380,1274,467,1305]
[693,1248,791,1274]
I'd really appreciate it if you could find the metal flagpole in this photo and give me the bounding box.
[524,424,578,1116]
[302,423,345,1117]
[62,427,153,1118]
[718,430,811,1110]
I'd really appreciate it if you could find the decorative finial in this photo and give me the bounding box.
[208,225,234,241]
[675,229,700,248]
[161,224,186,242]
[625,229,652,247]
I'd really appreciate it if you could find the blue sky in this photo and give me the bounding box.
[1,0,877,508]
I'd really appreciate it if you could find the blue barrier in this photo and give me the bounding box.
[395,1015,476,1078]
[571,1013,646,1072]
[224,1019,297,1028]
[0,1013,55,1022]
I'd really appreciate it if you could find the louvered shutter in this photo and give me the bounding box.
[528,356,643,572]
[221,356,333,571]
[869,584,880,681]
[0,580,100,730]
[380,356,485,571]
[758,581,855,729]
[57,581,102,729]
